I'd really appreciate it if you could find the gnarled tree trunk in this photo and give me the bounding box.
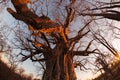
[42,43,76,80]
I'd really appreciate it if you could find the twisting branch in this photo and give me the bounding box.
[64,7,74,28]
[64,7,75,39]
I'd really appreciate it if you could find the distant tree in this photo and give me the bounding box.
[0,59,33,80]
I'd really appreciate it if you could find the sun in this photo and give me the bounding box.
[115,52,120,60]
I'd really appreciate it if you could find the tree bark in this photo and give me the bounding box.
[42,43,76,80]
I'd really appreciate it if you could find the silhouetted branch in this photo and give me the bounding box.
[80,12,120,21]
[70,20,92,45]
[73,49,98,56]
[31,58,47,62]
[64,8,74,28]
[70,30,90,44]
[92,5,120,10]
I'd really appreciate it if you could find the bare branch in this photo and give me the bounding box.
[64,8,74,28]
[73,49,98,56]
[70,30,90,44]
[92,5,120,10]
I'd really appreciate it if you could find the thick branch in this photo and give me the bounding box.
[7,8,39,28]
[92,5,120,10]
[8,0,62,29]
[73,49,97,56]
[80,11,120,21]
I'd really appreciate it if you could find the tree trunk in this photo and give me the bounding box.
[42,43,76,80]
